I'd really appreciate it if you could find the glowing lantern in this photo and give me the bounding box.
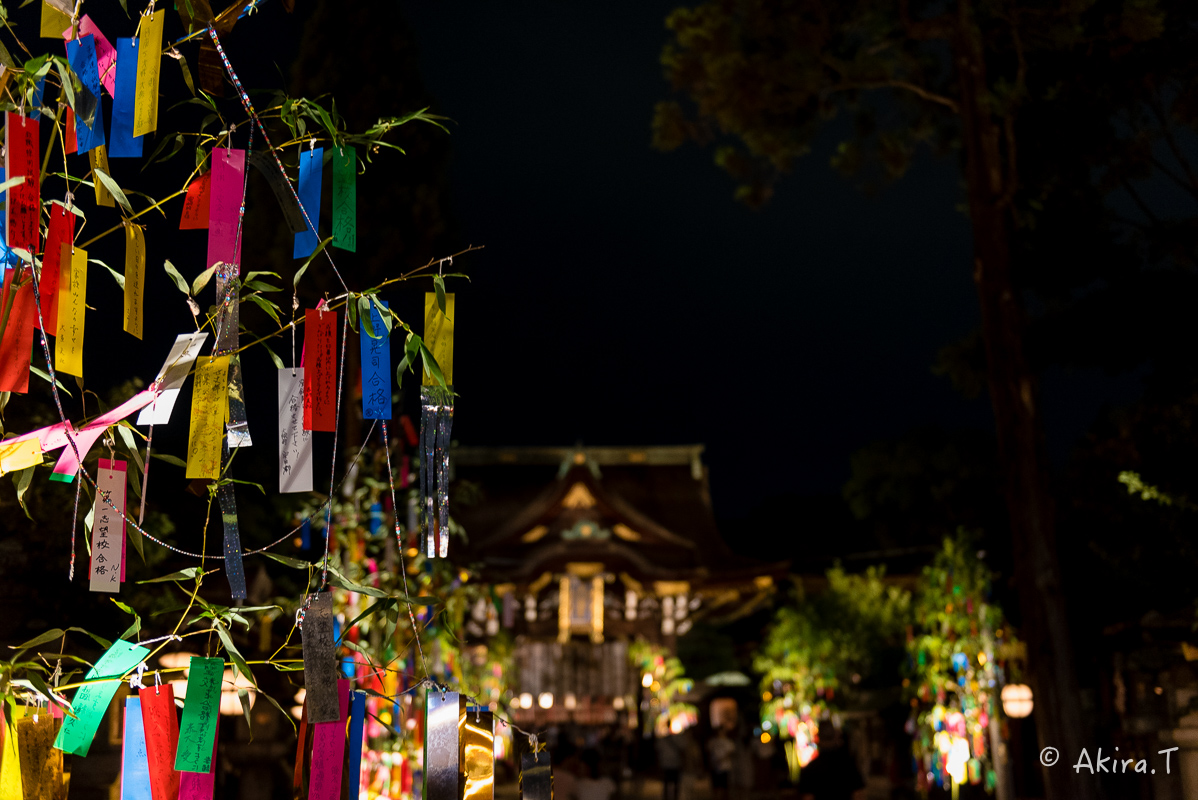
[1000,684,1033,718]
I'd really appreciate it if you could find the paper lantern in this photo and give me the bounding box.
[1000,684,1033,718]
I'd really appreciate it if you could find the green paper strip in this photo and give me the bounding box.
[54,639,150,756]
[174,657,223,773]
[332,146,356,252]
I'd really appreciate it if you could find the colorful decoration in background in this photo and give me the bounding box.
[905,532,1018,797]
[630,641,697,739]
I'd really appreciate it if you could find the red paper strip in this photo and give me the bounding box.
[4,113,39,254]
[292,700,308,795]
[178,713,218,800]
[138,685,180,800]
[180,172,210,230]
[308,680,350,800]
[38,205,75,335]
[64,109,77,154]
[0,267,36,393]
[302,309,336,432]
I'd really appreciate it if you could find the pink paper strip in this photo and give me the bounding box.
[86,390,155,430]
[308,679,350,800]
[64,16,117,96]
[207,149,245,271]
[178,714,219,800]
[51,427,105,481]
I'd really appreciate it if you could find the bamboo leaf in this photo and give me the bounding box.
[163,260,190,295]
[433,274,446,317]
[93,169,132,213]
[191,263,220,296]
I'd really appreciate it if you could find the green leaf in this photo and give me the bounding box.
[359,296,379,338]
[66,627,112,649]
[260,552,311,570]
[325,569,389,599]
[243,281,281,293]
[433,274,447,317]
[370,296,394,336]
[176,52,196,96]
[115,423,145,473]
[0,175,26,195]
[261,342,284,370]
[55,62,75,112]
[244,271,281,283]
[93,169,133,213]
[12,465,34,521]
[419,342,447,387]
[10,629,67,652]
[244,294,281,324]
[92,259,125,291]
[212,619,253,682]
[343,598,396,634]
[139,567,201,584]
[151,453,187,468]
[191,263,220,296]
[256,686,297,734]
[163,260,190,295]
[28,366,72,396]
[346,295,359,333]
[293,236,333,288]
[238,687,254,738]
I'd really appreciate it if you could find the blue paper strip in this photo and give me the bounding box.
[347,691,366,800]
[369,502,383,537]
[67,35,106,154]
[360,301,392,420]
[0,168,12,267]
[301,518,311,549]
[293,147,323,258]
[120,697,153,800]
[31,78,45,120]
[109,39,143,158]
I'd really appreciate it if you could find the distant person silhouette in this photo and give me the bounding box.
[797,721,865,800]
[656,732,683,800]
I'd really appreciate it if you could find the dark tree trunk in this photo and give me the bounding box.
[953,3,1093,799]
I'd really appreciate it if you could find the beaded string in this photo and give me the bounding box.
[381,420,429,678]
[207,27,351,296]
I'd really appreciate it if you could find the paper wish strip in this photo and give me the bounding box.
[217,442,247,600]
[185,356,230,480]
[302,309,336,432]
[179,172,210,229]
[133,10,164,138]
[461,709,495,800]
[0,705,26,798]
[173,657,222,773]
[138,684,180,800]
[54,639,150,756]
[66,34,105,155]
[137,332,209,426]
[308,679,350,800]
[277,368,313,493]
[109,38,143,158]
[5,111,40,254]
[0,266,36,393]
[332,146,356,252]
[293,146,323,259]
[347,691,367,800]
[300,593,339,723]
[424,690,464,800]
[88,458,127,593]
[70,16,117,96]
[18,710,61,800]
[360,301,391,420]
[207,149,245,270]
[40,0,70,38]
[90,144,115,207]
[519,749,552,800]
[120,696,152,800]
[54,244,86,378]
[37,204,76,335]
[124,223,145,339]
[178,712,218,800]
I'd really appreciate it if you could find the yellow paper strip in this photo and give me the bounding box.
[18,713,60,800]
[0,706,27,800]
[40,1,71,39]
[123,224,145,339]
[54,245,86,378]
[186,355,230,480]
[133,10,165,138]
[423,292,454,386]
[0,439,42,477]
[89,146,114,208]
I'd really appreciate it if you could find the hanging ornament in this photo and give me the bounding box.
[421,291,454,558]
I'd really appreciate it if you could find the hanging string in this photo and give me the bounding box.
[380,420,429,678]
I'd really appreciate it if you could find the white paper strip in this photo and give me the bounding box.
[137,332,210,426]
[89,459,126,593]
[278,368,313,493]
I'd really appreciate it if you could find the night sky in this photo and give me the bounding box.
[395,1,1140,527]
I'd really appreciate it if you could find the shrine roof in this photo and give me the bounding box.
[451,445,788,585]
